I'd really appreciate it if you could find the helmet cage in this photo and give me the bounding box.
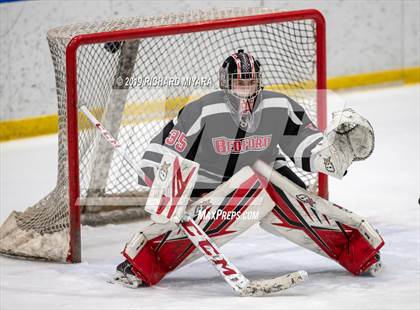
[226,71,262,100]
[219,69,263,99]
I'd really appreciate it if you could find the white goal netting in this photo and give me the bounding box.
[0,8,323,262]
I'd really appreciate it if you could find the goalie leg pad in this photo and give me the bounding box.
[123,167,275,285]
[336,225,382,275]
[260,182,383,275]
[123,230,171,286]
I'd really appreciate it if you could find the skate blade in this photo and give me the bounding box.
[367,261,383,276]
[108,271,144,288]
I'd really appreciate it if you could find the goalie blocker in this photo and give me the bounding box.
[122,160,383,286]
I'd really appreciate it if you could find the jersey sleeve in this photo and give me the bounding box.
[277,98,323,172]
[138,100,205,185]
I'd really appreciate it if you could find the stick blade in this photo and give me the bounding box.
[241,270,308,297]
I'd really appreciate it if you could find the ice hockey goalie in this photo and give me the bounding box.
[113,49,383,288]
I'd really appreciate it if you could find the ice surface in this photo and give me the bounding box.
[0,85,419,309]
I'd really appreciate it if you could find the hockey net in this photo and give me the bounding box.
[0,8,326,262]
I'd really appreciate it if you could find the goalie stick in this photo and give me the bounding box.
[81,105,308,296]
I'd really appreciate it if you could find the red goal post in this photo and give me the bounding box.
[66,9,327,262]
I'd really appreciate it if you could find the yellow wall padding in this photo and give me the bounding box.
[0,114,58,142]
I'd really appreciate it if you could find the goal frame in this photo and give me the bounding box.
[65,9,327,263]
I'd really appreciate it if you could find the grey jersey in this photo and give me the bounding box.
[140,90,322,190]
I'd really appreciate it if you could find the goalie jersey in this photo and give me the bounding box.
[139,90,323,191]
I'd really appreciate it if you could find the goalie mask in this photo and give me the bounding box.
[219,49,263,132]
